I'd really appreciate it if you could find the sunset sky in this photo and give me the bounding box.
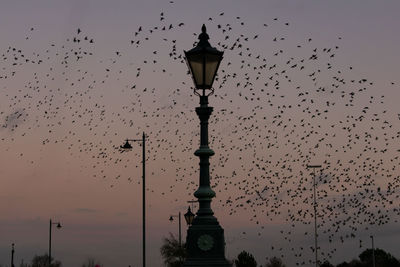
[1,0,400,266]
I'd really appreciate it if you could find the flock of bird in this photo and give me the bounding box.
[1,7,399,265]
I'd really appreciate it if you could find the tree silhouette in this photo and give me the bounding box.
[264,256,286,267]
[81,258,102,267]
[234,251,257,267]
[160,233,186,267]
[320,260,334,267]
[345,260,363,267]
[359,248,400,267]
[335,248,400,267]
[31,254,61,267]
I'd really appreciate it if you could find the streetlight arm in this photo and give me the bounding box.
[125,134,147,143]
[306,165,322,169]
[126,138,144,142]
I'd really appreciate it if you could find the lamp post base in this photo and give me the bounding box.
[183,217,232,267]
[183,259,232,267]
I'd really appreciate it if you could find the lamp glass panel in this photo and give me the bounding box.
[187,54,204,87]
[184,209,195,225]
[188,215,194,225]
[204,53,221,87]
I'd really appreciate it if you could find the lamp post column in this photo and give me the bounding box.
[194,95,216,218]
[183,95,231,267]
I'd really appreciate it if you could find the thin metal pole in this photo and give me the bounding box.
[307,165,321,267]
[371,235,376,267]
[142,132,146,267]
[11,243,15,267]
[313,169,318,267]
[178,212,182,247]
[49,219,52,267]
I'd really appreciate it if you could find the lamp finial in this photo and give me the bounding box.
[198,24,210,47]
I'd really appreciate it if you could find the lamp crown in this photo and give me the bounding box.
[198,24,210,48]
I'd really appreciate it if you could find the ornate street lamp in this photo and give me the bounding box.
[183,24,231,267]
[120,133,147,267]
[49,219,62,267]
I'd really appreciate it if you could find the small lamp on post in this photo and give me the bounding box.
[184,206,195,226]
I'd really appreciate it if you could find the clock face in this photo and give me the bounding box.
[197,234,214,251]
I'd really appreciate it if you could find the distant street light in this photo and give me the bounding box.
[49,219,62,267]
[169,212,182,247]
[183,24,231,267]
[120,132,147,267]
[307,164,322,267]
[370,235,376,267]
